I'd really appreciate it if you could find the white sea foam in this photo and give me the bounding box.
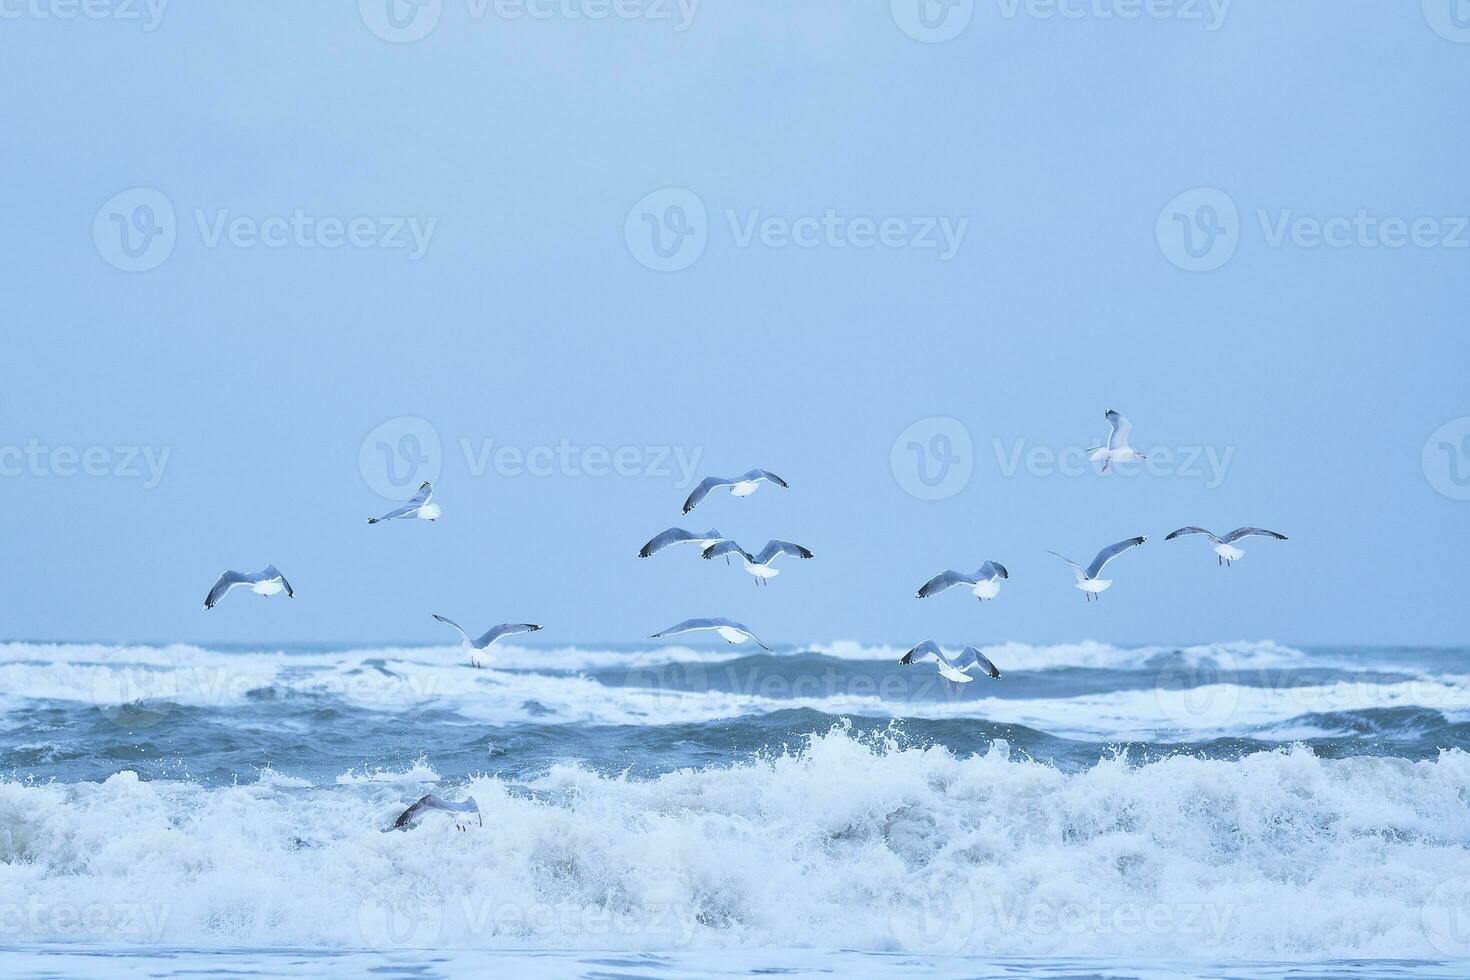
[1,731,1468,958]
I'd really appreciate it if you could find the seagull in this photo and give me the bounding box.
[1165,526,1288,566]
[393,794,481,831]
[203,566,295,610]
[432,614,542,668]
[915,561,1009,601]
[650,617,770,650]
[702,539,813,586]
[682,470,788,514]
[638,527,725,559]
[898,640,1001,684]
[1046,536,1147,601]
[367,481,440,524]
[1088,410,1147,472]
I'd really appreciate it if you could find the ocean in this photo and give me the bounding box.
[2,639,1469,979]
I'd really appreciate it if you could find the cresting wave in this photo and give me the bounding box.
[2,728,1469,957]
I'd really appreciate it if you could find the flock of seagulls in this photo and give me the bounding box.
[197,408,1287,824]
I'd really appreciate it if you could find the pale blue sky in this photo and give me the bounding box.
[1,1,1465,647]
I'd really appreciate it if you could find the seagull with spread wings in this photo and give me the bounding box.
[1088,410,1147,472]
[393,794,481,831]
[702,539,813,585]
[682,470,788,514]
[1046,536,1147,601]
[203,566,295,610]
[650,617,770,650]
[1165,526,1288,566]
[432,614,542,668]
[899,641,1002,684]
[915,561,1009,601]
[367,481,441,524]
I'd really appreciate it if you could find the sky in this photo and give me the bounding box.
[1,0,1466,648]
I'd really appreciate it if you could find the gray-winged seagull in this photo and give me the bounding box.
[1046,536,1146,601]
[1165,526,1288,566]
[368,481,440,524]
[394,794,481,831]
[1088,410,1147,472]
[203,566,295,610]
[702,539,813,586]
[916,561,1009,601]
[682,470,788,514]
[650,617,770,650]
[899,641,1001,684]
[432,614,542,668]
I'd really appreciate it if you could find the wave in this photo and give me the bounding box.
[2,729,1468,957]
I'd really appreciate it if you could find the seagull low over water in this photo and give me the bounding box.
[702,539,813,585]
[367,481,440,524]
[638,527,725,558]
[203,566,295,610]
[1165,526,1289,566]
[1089,410,1147,472]
[1047,536,1147,601]
[650,617,770,650]
[432,614,542,668]
[682,470,788,514]
[393,794,481,831]
[916,561,1009,601]
[899,641,1001,683]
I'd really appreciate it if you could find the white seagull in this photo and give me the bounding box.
[394,794,481,831]
[1089,410,1147,472]
[638,527,725,559]
[650,617,770,650]
[203,566,295,610]
[1165,526,1288,566]
[1046,536,1147,601]
[702,539,813,586]
[899,641,1001,683]
[682,470,788,514]
[432,614,542,668]
[915,561,1009,601]
[367,481,441,524]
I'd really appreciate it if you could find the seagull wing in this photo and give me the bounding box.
[432,614,474,645]
[682,476,733,514]
[753,540,813,563]
[203,570,250,610]
[915,570,976,598]
[651,618,711,638]
[262,565,294,598]
[393,794,482,829]
[953,646,1002,679]
[741,469,789,488]
[899,640,945,666]
[977,561,1008,581]
[1165,527,1221,544]
[1086,536,1147,578]
[367,482,432,524]
[711,618,770,650]
[1046,550,1084,572]
[1105,409,1132,450]
[476,623,542,648]
[639,527,703,557]
[1222,527,1288,544]
[703,540,752,562]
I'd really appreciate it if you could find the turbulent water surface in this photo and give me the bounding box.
[2,639,1469,978]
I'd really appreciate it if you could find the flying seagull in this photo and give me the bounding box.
[1089,410,1147,472]
[393,794,481,831]
[702,539,813,586]
[638,527,725,559]
[432,614,542,668]
[367,481,440,524]
[1165,526,1288,566]
[650,617,770,650]
[682,470,788,514]
[915,561,1009,601]
[203,566,295,610]
[1046,536,1147,601]
[899,641,1001,684]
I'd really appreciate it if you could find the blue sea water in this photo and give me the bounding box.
[2,639,1469,978]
